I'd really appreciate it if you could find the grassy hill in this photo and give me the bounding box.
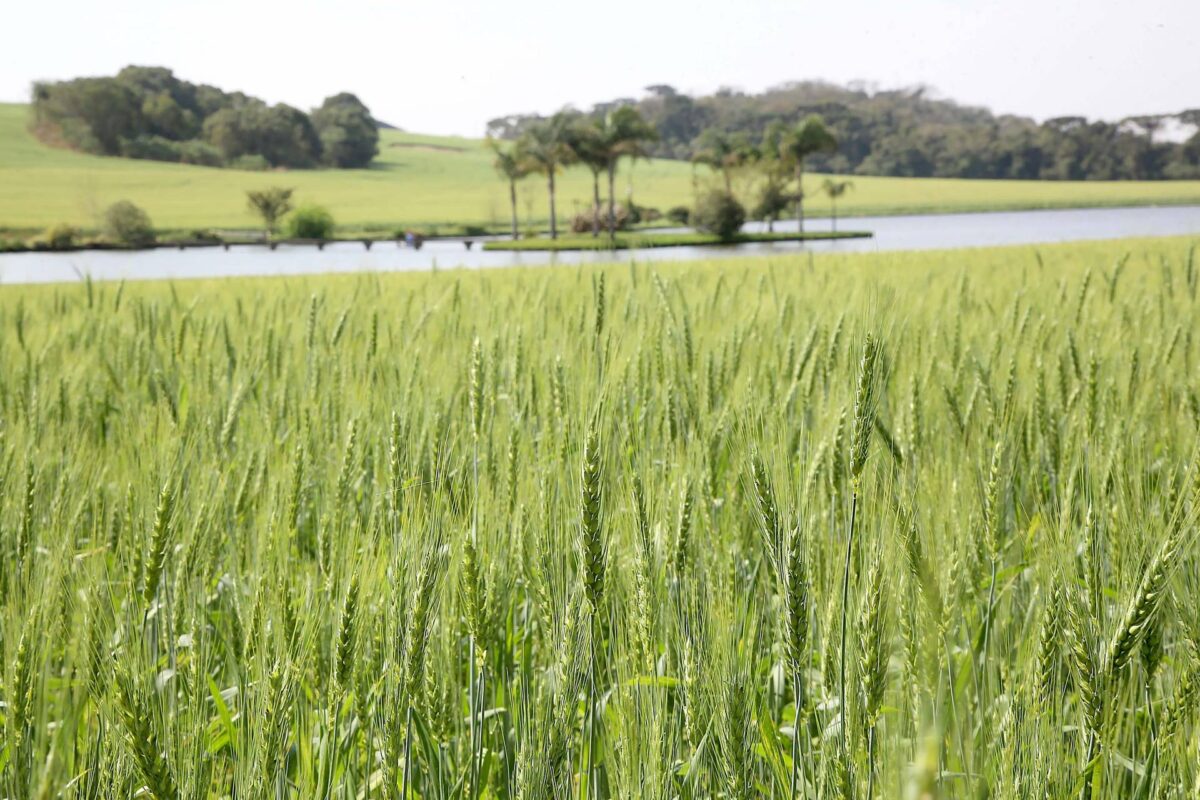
[3,102,1200,234]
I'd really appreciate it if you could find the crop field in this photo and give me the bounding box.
[4,102,1200,233]
[1,237,1199,799]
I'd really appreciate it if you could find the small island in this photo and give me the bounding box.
[483,230,871,251]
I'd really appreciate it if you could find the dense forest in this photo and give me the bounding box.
[31,67,379,170]
[488,81,1200,180]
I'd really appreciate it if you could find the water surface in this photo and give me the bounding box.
[2,205,1198,284]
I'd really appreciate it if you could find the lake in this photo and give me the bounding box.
[2,204,1198,284]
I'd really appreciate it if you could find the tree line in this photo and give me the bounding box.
[490,104,854,240]
[31,66,380,170]
[488,81,1200,181]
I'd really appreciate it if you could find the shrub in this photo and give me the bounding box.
[120,135,182,162]
[246,187,295,238]
[692,191,746,240]
[176,140,224,167]
[571,205,630,234]
[230,154,271,172]
[286,205,335,240]
[45,224,79,250]
[103,201,155,247]
[667,205,691,225]
[624,203,661,225]
[753,181,794,223]
[119,136,224,168]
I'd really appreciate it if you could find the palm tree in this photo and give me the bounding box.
[596,107,658,240]
[691,129,752,194]
[516,113,577,240]
[781,115,837,232]
[487,138,528,240]
[753,122,792,232]
[822,178,854,232]
[566,122,607,237]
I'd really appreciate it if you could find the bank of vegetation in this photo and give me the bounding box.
[489,81,1200,181]
[31,66,379,170]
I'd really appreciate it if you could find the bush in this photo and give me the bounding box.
[692,191,746,240]
[753,181,794,223]
[44,223,79,250]
[119,136,224,168]
[571,205,630,234]
[624,204,661,225]
[667,205,691,225]
[286,205,335,240]
[103,201,155,247]
[176,140,224,167]
[230,154,271,171]
[120,134,182,162]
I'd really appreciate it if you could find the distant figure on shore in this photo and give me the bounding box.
[404,231,424,250]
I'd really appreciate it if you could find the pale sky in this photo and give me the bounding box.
[2,0,1197,137]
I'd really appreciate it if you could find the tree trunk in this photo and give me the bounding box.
[509,180,519,240]
[607,163,617,242]
[548,172,558,240]
[724,170,732,194]
[591,171,601,237]
[795,165,805,233]
[832,200,837,233]
[767,215,774,233]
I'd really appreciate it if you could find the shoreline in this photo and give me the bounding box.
[2,232,1197,289]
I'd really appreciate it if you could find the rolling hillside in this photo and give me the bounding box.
[3,103,1200,233]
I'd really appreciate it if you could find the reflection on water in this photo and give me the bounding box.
[2,205,1198,285]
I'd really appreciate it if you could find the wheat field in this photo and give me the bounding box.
[0,237,1198,799]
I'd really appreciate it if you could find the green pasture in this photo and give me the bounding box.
[4,103,1200,234]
